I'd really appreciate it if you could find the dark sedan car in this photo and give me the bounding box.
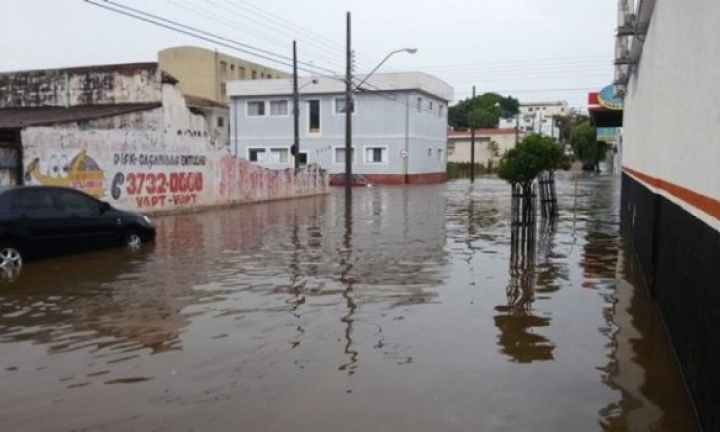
[0,186,155,274]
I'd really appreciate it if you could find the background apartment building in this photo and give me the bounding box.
[227,72,453,184]
[158,46,291,104]
[498,101,566,138]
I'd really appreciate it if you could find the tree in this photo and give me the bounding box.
[570,120,607,171]
[449,93,519,129]
[553,111,589,144]
[498,134,569,219]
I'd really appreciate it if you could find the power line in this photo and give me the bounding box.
[84,0,340,77]
[414,55,614,70]
[168,0,348,71]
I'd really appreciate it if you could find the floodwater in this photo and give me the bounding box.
[0,173,698,432]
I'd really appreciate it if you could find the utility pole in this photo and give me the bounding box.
[344,12,353,198]
[470,85,476,183]
[293,40,300,170]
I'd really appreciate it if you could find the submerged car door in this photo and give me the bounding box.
[10,188,70,258]
[51,189,119,251]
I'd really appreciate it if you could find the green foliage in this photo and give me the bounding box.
[570,120,608,170]
[488,141,500,158]
[497,134,568,186]
[553,112,589,144]
[497,147,541,186]
[449,93,519,129]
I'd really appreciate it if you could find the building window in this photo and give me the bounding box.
[447,142,455,154]
[297,152,308,166]
[427,148,432,157]
[270,148,290,163]
[220,82,227,99]
[239,67,246,79]
[220,61,228,74]
[270,100,289,116]
[248,101,265,116]
[437,148,443,161]
[335,98,355,114]
[439,105,444,118]
[428,100,433,111]
[251,70,257,79]
[528,107,534,112]
[308,100,321,133]
[217,116,225,128]
[417,97,423,113]
[248,148,266,162]
[365,147,388,164]
[334,147,355,164]
[230,64,235,72]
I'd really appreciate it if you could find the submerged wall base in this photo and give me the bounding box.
[621,172,720,431]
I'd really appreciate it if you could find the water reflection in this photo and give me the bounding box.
[338,198,358,374]
[494,219,555,363]
[0,176,700,432]
[0,247,190,356]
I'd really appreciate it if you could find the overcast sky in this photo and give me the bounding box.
[1,0,617,107]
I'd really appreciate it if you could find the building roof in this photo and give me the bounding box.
[447,128,517,139]
[0,103,161,128]
[227,72,454,102]
[184,95,228,109]
[0,62,158,76]
[519,101,568,107]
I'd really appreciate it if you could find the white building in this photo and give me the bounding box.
[498,101,566,138]
[227,73,453,184]
[611,0,720,429]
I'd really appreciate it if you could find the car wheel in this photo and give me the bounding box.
[123,231,143,251]
[0,244,23,281]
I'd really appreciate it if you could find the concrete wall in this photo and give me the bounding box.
[230,90,447,179]
[447,134,516,166]
[0,63,162,108]
[623,0,720,232]
[621,0,720,429]
[20,84,328,214]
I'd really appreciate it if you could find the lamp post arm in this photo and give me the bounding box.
[354,48,416,90]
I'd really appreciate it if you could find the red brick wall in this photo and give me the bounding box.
[407,172,446,184]
[362,172,446,185]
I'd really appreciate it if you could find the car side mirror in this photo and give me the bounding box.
[100,202,111,213]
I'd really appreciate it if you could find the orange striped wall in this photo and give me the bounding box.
[623,166,720,223]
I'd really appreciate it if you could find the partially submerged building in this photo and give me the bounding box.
[446,127,518,170]
[227,73,453,184]
[0,62,327,213]
[606,0,720,429]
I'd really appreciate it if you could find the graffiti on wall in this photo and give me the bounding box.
[21,128,328,213]
[24,149,106,198]
[110,152,206,209]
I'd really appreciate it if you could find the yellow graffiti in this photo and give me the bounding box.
[26,149,106,198]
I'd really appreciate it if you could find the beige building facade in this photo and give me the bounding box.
[158,46,290,104]
[447,128,517,168]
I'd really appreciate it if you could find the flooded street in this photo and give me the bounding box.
[0,174,698,431]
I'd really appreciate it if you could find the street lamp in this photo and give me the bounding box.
[345,45,417,191]
[354,48,418,90]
